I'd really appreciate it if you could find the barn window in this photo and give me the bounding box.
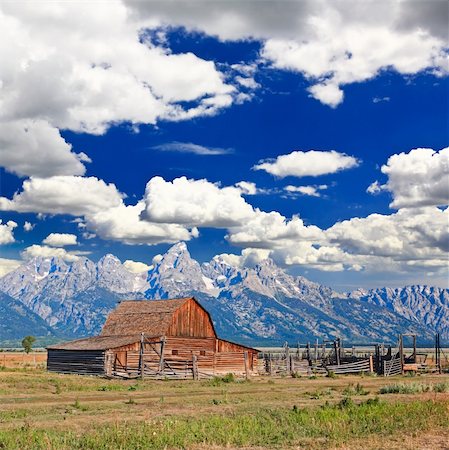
[200,350,206,356]
[172,350,178,355]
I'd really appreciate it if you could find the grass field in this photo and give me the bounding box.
[0,354,448,449]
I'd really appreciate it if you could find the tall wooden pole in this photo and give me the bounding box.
[436,333,441,374]
[412,334,417,363]
[334,339,341,366]
[159,336,166,374]
[399,334,404,374]
[192,355,198,380]
[139,332,144,380]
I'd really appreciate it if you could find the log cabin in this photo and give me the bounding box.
[47,297,258,379]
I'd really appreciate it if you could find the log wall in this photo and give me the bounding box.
[47,349,105,375]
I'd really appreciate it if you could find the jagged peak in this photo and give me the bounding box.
[153,242,200,274]
[166,241,188,254]
[71,256,95,267]
[98,253,121,264]
[99,253,120,262]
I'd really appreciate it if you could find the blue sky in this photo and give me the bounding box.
[0,1,448,290]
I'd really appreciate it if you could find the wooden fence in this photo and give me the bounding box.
[326,357,373,375]
[260,353,375,376]
[111,350,251,379]
[383,357,402,376]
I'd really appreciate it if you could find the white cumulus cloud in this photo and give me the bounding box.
[0,258,22,277]
[380,147,449,209]
[23,221,35,232]
[85,201,198,245]
[0,1,240,179]
[234,181,258,195]
[0,120,90,178]
[127,0,448,106]
[143,176,255,227]
[0,220,17,244]
[285,185,328,197]
[20,244,87,262]
[0,176,124,216]
[42,233,78,247]
[123,259,151,273]
[254,150,359,178]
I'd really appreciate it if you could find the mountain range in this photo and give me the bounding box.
[0,242,447,346]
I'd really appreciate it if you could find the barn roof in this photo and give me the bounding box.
[47,335,141,351]
[100,297,203,337]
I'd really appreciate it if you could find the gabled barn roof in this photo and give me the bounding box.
[100,297,212,337]
[47,334,141,351]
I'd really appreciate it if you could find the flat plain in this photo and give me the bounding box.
[0,352,448,449]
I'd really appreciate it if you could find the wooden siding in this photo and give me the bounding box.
[216,338,257,354]
[47,350,105,375]
[164,337,215,354]
[167,298,216,338]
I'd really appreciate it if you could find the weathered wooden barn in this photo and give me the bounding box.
[47,297,258,379]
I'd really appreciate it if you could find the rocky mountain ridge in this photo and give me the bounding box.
[0,242,447,345]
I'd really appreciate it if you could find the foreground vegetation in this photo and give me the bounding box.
[0,398,448,449]
[0,363,448,449]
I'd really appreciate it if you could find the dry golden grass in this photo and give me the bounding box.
[0,351,46,368]
[0,362,448,449]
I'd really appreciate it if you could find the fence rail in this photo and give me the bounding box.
[326,358,372,374]
[383,357,402,377]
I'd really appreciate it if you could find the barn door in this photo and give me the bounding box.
[114,351,127,371]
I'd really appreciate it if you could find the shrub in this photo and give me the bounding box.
[379,382,432,394]
[71,399,88,411]
[338,397,354,408]
[208,373,236,386]
[343,383,369,396]
[433,382,449,393]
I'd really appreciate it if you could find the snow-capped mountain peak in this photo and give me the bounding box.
[0,242,447,343]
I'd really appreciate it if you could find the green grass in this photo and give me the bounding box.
[342,383,369,396]
[0,399,447,449]
[434,382,449,393]
[205,372,237,386]
[379,382,446,394]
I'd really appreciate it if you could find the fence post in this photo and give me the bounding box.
[399,334,404,375]
[192,355,198,380]
[244,351,249,379]
[334,339,341,366]
[369,355,374,373]
[139,332,144,380]
[158,336,166,375]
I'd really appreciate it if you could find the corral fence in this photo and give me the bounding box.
[259,340,376,377]
[110,337,252,380]
[258,333,449,377]
[383,357,402,377]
